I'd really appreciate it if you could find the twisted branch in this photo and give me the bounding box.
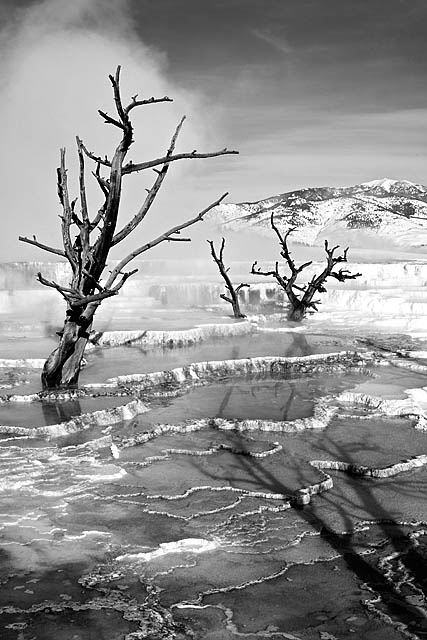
[36,268,138,308]
[252,214,361,320]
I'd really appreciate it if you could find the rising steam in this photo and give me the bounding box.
[0,0,210,260]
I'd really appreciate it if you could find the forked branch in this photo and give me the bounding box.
[106,193,229,288]
[208,238,249,318]
[252,214,361,321]
[36,268,138,308]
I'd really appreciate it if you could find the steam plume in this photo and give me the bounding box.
[0,0,207,260]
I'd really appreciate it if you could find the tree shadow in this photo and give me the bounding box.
[189,385,427,638]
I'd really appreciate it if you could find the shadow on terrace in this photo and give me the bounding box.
[190,406,427,638]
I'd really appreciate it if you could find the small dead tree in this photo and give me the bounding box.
[19,66,238,388]
[251,214,361,321]
[207,238,249,318]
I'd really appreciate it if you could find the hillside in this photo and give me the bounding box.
[210,178,427,247]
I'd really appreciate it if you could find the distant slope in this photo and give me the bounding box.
[210,178,427,247]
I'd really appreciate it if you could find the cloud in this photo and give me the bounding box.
[203,105,427,201]
[0,0,215,260]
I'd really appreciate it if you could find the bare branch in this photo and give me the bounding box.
[80,141,112,169]
[112,117,186,246]
[235,283,250,293]
[69,290,118,306]
[271,216,313,275]
[106,193,228,288]
[125,95,173,114]
[81,268,104,292]
[324,239,339,256]
[73,269,139,305]
[109,65,127,123]
[331,269,363,282]
[90,207,106,232]
[90,163,109,231]
[219,237,226,263]
[57,148,76,270]
[122,148,239,174]
[98,110,126,130]
[92,163,110,196]
[19,236,65,258]
[76,137,89,228]
[251,260,280,279]
[37,268,138,308]
[209,237,247,318]
[90,67,137,270]
[110,268,138,291]
[37,272,70,300]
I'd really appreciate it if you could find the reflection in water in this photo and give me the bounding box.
[283,332,311,357]
[216,346,240,418]
[41,398,83,425]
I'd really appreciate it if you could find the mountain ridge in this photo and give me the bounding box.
[210,178,427,247]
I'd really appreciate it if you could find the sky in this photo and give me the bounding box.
[1,0,427,260]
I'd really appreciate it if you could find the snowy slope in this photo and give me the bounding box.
[210,178,427,247]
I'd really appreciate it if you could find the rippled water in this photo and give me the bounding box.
[1,329,427,639]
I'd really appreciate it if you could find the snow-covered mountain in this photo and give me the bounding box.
[210,178,427,247]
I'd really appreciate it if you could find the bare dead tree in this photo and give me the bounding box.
[251,214,361,321]
[19,66,238,388]
[207,238,249,318]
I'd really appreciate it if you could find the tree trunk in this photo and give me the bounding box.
[287,304,306,322]
[41,306,95,389]
[231,296,246,319]
[220,292,246,318]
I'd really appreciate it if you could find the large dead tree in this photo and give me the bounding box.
[207,238,249,318]
[251,214,361,321]
[19,66,238,388]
